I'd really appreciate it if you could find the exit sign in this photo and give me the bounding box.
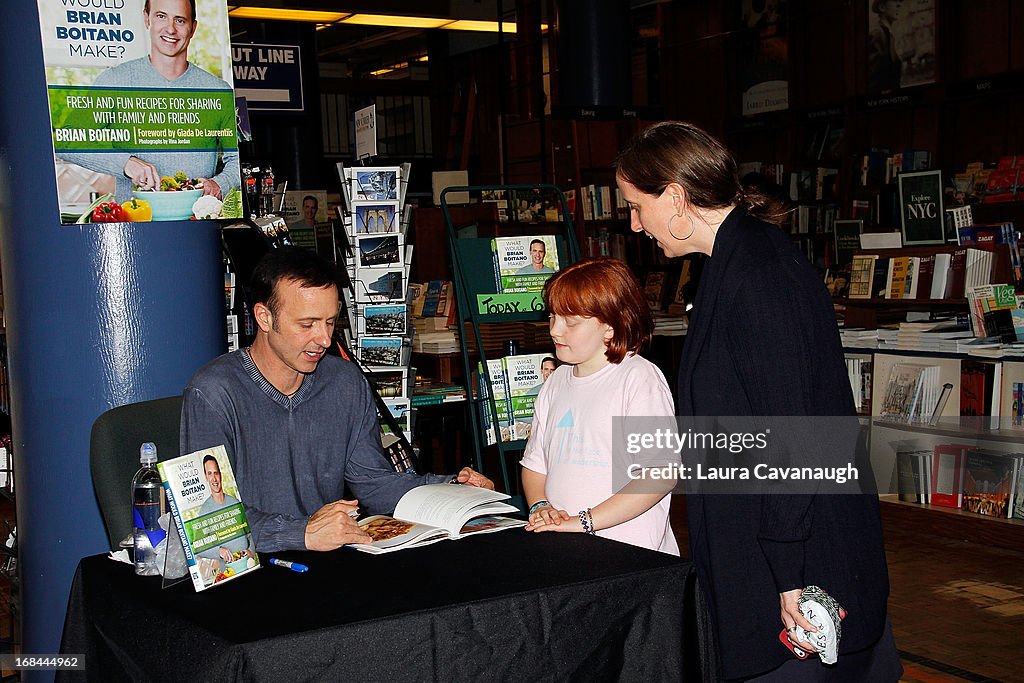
[231,42,304,112]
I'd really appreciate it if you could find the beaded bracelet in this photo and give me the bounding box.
[528,500,550,515]
[579,508,596,535]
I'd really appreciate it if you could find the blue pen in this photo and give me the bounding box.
[268,557,309,573]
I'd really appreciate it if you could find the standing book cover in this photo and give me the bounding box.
[503,353,552,440]
[898,170,945,245]
[492,236,559,293]
[157,446,259,591]
[833,219,864,270]
[962,450,1018,518]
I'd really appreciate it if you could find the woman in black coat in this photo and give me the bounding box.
[615,121,902,682]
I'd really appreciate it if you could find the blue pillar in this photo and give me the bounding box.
[0,2,224,675]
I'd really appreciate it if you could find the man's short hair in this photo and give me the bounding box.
[203,454,219,471]
[530,239,546,250]
[250,247,340,316]
[145,0,197,22]
[302,195,319,207]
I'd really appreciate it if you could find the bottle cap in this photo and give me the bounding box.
[140,441,158,465]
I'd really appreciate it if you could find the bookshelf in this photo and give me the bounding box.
[848,349,1024,551]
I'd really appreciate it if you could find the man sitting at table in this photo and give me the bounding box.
[180,247,493,552]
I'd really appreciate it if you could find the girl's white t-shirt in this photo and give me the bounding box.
[521,353,679,555]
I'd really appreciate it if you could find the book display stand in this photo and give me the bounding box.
[441,184,581,509]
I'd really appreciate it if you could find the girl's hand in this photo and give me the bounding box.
[525,506,571,531]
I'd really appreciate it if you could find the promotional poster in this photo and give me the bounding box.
[37,0,242,223]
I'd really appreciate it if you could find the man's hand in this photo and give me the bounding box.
[217,547,232,562]
[454,467,494,490]
[198,177,222,199]
[123,156,159,191]
[304,499,370,551]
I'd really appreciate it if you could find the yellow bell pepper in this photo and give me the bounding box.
[120,197,153,222]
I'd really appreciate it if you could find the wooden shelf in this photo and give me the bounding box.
[836,297,967,307]
[871,418,1024,444]
[879,495,1024,553]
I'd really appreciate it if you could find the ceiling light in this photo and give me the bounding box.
[228,8,350,22]
[444,20,514,33]
[342,14,451,29]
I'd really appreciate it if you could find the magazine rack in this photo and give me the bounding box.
[441,184,582,509]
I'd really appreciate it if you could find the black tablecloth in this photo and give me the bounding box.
[60,532,700,682]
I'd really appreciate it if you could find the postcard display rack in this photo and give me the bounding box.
[442,184,582,508]
[337,163,416,441]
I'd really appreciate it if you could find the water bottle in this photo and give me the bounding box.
[132,442,164,576]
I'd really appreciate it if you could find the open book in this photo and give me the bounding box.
[352,484,526,554]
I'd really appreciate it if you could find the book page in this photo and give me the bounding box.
[351,515,449,554]
[451,515,527,540]
[393,484,518,534]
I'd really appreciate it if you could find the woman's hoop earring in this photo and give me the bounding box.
[667,213,695,241]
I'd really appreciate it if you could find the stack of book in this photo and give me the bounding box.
[653,313,687,335]
[410,281,460,354]
[839,328,880,349]
[475,352,555,445]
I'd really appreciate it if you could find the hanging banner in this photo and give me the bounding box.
[231,43,304,112]
[37,0,242,224]
[740,0,789,117]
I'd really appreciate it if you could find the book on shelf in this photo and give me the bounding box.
[930,252,953,299]
[966,284,1017,340]
[848,254,877,299]
[902,256,921,299]
[350,484,526,554]
[959,359,999,422]
[419,279,446,318]
[644,270,667,311]
[157,445,259,591]
[491,235,560,293]
[871,257,891,299]
[477,359,512,445]
[930,443,969,508]
[895,444,932,504]
[915,254,935,299]
[879,363,940,424]
[1012,381,1024,430]
[886,256,910,299]
[1013,462,1024,521]
[503,353,552,440]
[962,450,1021,518]
[844,353,873,413]
[825,269,851,298]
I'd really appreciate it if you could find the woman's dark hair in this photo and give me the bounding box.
[250,247,340,316]
[544,257,651,364]
[614,120,792,226]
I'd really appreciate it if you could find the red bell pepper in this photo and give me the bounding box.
[92,201,126,223]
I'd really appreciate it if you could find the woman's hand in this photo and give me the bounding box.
[524,506,572,531]
[779,588,818,645]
